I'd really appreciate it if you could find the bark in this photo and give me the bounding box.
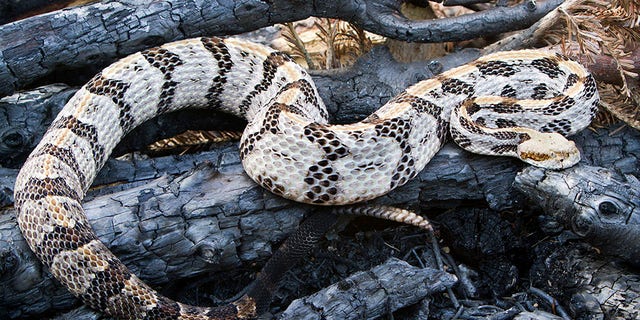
[515,165,640,267]
[2,158,310,318]
[0,138,527,318]
[279,258,456,319]
[2,123,639,317]
[0,0,563,97]
[531,242,640,320]
[45,259,456,320]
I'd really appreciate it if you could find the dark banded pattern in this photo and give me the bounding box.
[373,118,416,190]
[51,115,106,166]
[531,83,550,99]
[531,57,565,78]
[541,97,575,116]
[238,52,293,114]
[32,143,88,189]
[202,37,233,110]
[279,78,328,119]
[440,77,475,95]
[16,176,81,205]
[476,60,518,77]
[36,219,97,266]
[86,74,137,132]
[14,38,598,320]
[141,47,184,114]
[391,91,443,119]
[302,123,349,204]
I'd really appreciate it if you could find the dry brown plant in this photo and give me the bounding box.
[546,0,639,128]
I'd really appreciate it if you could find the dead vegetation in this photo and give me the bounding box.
[280,19,378,70]
[547,0,640,128]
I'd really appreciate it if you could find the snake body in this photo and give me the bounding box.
[14,37,598,319]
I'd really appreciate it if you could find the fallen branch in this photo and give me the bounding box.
[280,258,456,319]
[0,0,563,96]
[531,242,640,319]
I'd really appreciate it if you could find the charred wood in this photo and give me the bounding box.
[0,0,563,97]
[280,258,456,319]
[530,241,640,320]
[516,165,640,267]
[2,122,639,317]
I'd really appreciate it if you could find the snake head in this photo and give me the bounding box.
[517,132,580,169]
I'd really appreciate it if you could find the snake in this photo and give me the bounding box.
[13,36,599,319]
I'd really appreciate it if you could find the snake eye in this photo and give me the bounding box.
[598,201,619,217]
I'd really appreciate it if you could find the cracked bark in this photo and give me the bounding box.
[2,38,640,318]
[531,242,640,320]
[2,1,639,318]
[0,0,562,97]
[2,114,639,318]
[280,258,457,319]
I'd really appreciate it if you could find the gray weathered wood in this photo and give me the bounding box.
[2,122,639,317]
[1,159,311,318]
[0,0,562,97]
[531,242,640,320]
[515,165,640,266]
[279,258,457,320]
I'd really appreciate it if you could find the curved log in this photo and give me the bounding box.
[0,0,562,97]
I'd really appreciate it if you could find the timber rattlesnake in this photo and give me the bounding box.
[14,37,598,319]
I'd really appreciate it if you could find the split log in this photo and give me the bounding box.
[0,0,563,97]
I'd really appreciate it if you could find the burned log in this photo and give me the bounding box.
[2,1,640,319]
[37,259,458,320]
[0,0,562,97]
[515,165,640,267]
[280,258,456,319]
[0,136,526,317]
[530,241,640,320]
[2,119,640,318]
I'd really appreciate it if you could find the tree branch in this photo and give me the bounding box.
[531,242,640,319]
[0,0,562,97]
[280,258,456,319]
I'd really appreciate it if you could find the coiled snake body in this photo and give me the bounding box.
[14,37,598,319]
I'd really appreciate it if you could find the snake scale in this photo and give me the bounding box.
[14,37,598,319]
